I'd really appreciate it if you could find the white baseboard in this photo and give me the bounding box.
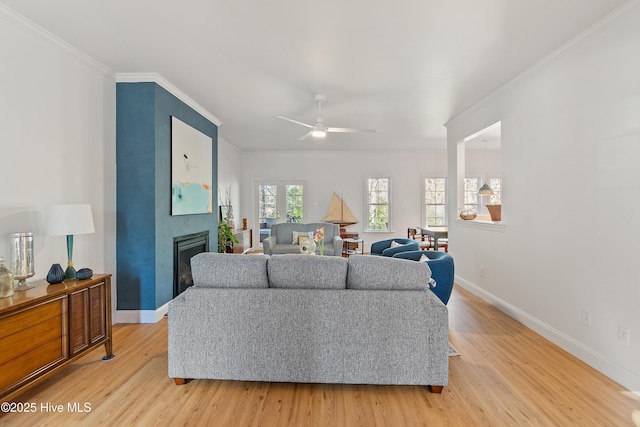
[455,276,640,395]
[113,302,168,324]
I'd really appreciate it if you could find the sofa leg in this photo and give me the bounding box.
[173,378,189,385]
[429,385,444,393]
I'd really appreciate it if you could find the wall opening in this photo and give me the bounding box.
[457,122,502,222]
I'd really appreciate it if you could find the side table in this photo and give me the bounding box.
[343,238,364,257]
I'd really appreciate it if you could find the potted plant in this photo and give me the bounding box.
[218,223,239,253]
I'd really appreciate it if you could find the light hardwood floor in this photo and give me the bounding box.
[1,285,638,426]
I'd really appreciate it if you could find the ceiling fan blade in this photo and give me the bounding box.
[297,131,313,140]
[277,115,313,129]
[327,127,377,133]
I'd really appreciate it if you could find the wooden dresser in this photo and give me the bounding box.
[0,274,113,402]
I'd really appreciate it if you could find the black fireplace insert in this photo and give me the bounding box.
[173,231,209,297]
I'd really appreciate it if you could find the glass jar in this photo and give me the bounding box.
[0,257,14,298]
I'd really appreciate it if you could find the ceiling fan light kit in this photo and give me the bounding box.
[311,128,327,138]
[278,94,376,141]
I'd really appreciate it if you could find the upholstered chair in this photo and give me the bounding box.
[369,238,420,257]
[393,250,455,304]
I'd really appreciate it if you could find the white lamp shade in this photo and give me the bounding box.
[45,204,95,236]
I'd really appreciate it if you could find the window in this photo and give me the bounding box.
[256,181,306,243]
[367,177,390,231]
[464,177,479,213]
[424,178,447,226]
[258,184,278,221]
[285,184,303,223]
[489,178,502,205]
[463,176,501,216]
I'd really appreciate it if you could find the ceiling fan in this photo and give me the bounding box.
[277,94,376,140]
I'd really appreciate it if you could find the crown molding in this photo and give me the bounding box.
[116,73,222,127]
[0,3,114,78]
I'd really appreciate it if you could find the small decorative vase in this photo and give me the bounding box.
[0,257,14,298]
[299,238,316,255]
[9,232,35,290]
[46,263,65,284]
[486,204,502,221]
[76,268,93,280]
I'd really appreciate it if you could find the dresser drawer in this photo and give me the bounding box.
[0,295,68,394]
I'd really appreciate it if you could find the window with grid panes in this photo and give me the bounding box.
[424,178,447,226]
[464,177,479,213]
[285,184,303,223]
[367,177,390,231]
[489,178,502,205]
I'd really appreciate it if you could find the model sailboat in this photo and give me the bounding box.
[323,192,358,228]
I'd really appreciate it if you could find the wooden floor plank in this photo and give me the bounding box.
[1,285,638,426]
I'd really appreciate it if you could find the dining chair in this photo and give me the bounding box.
[427,233,448,252]
[407,227,434,250]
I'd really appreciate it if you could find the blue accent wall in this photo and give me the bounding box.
[116,82,218,311]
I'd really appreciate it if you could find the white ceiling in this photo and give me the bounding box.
[1,0,628,151]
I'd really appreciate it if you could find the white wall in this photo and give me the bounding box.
[240,149,447,251]
[446,2,640,392]
[0,8,116,289]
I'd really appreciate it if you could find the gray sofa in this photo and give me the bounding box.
[168,253,449,392]
[262,222,342,256]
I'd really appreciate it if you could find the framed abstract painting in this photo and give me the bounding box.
[171,116,213,215]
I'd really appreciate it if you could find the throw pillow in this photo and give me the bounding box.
[390,240,404,248]
[418,254,436,287]
[292,230,314,244]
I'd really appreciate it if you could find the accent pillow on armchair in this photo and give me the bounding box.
[369,238,420,257]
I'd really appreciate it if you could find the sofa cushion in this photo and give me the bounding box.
[347,255,431,290]
[270,244,302,255]
[267,254,348,289]
[191,253,269,288]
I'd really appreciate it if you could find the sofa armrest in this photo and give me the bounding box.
[331,236,343,256]
[262,235,276,255]
[381,243,417,257]
[370,240,389,255]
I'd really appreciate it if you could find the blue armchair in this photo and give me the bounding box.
[369,238,420,257]
[393,250,455,304]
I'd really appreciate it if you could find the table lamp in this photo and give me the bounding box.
[45,204,95,280]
